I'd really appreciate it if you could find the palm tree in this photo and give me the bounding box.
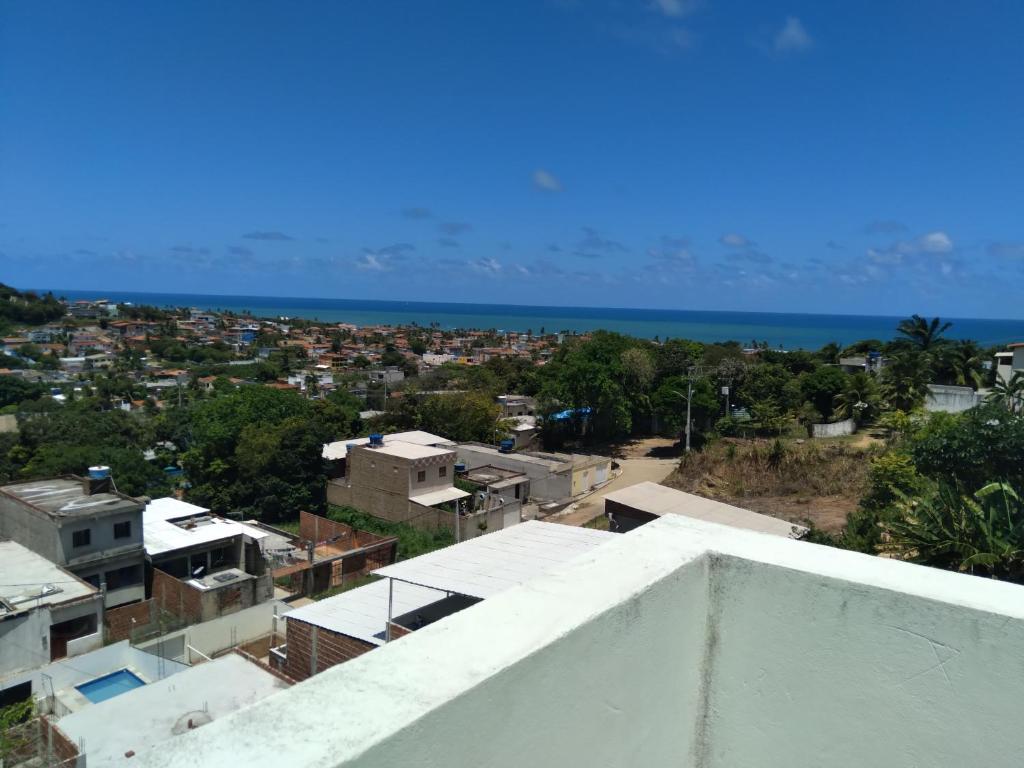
[896,314,952,352]
[987,371,1024,414]
[939,339,986,389]
[879,353,932,412]
[832,371,880,423]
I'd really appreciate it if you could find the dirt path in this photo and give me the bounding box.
[547,438,680,527]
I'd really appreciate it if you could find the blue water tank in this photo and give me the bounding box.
[369,433,384,447]
[499,439,515,453]
[88,465,111,480]
[454,462,467,473]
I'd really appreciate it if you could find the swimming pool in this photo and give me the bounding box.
[75,669,145,703]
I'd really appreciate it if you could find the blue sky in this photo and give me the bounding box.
[2,1,1024,317]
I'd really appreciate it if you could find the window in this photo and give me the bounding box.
[439,466,447,479]
[114,521,131,539]
[72,529,91,548]
[417,470,426,483]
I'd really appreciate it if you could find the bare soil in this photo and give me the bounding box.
[665,437,879,533]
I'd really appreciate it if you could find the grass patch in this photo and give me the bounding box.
[327,505,454,560]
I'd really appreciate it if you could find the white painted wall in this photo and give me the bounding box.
[127,515,1024,768]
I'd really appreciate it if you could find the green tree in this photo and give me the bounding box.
[800,366,848,421]
[416,391,505,443]
[832,371,881,423]
[896,314,952,352]
[986,371,1024,414]
[879,352,932,412]
[883,482,1024,582]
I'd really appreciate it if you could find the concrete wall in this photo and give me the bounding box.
[127,514,1024,768]
[0,495,61,561]
[0,596,104,679]
[811,418,856,438]
[925,384,981,413]
[135,599,292,664]
[702,553,1024,767]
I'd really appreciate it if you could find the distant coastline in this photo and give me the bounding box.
[42,288,1024,349]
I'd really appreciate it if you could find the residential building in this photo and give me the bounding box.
[0,541,104,677]
[0,639,188,717]
[59,653,289,768]
[0,475,146,607]
[456,443,612,504]
[276,521,614,680]
[496,394,536,417]
[143,497,270,580]
[995,342,1024,383]
[838,352,886,374]
[130,514,1024,768]
[602,481,808,537]
[326,434,470,532]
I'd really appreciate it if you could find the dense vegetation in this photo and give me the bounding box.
[0,283,64,328]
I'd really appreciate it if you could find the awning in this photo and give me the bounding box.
[409,487,471,507]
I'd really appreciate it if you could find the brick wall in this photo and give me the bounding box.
[104,599,156,643]
[387,622,412,640]
[283,618,374,682]
[152,568,203,624]
[299,510,393,550]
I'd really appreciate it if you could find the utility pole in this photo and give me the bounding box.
[685,375,693,452]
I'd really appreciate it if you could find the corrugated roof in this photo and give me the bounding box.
[604,481,808,539]
[285,579,443,645]
[372,520,615,599]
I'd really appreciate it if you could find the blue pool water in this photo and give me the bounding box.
[75,669,145,703]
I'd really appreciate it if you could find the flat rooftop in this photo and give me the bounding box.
[369,442,455,461]
[144,497,269,557]
[286,578,444,646]
[604,481,808,539]
[60,654,289,768]
[0,540,97,615]
[0,477,141,519]
[372,520,615,599]
[322,430,454,460]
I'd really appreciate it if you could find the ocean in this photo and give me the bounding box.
[46,289,1024,350]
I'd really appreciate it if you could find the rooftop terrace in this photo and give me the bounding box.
[130,515,1024,768]
[0,477,141,519]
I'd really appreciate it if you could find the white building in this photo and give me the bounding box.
[0,541,104,679]
[128,513,1024,768]
[995,342,1024,383]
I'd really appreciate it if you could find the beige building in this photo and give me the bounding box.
[328,436,470,532]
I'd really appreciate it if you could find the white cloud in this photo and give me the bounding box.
[719,233,753,248]
[532,169,562,192]
[472,257,502,274]
[773,17,812,52]
[356,253,388,271]
[918,231,953,254]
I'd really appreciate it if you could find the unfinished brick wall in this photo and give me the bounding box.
[283,618,374,681]
[40,717,80,766]
[152,568,203,624]
[299,510,393,549]
[387,622,412,640]
[104,599,157,643]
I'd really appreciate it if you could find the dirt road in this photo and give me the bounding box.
[547,438,680,527]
